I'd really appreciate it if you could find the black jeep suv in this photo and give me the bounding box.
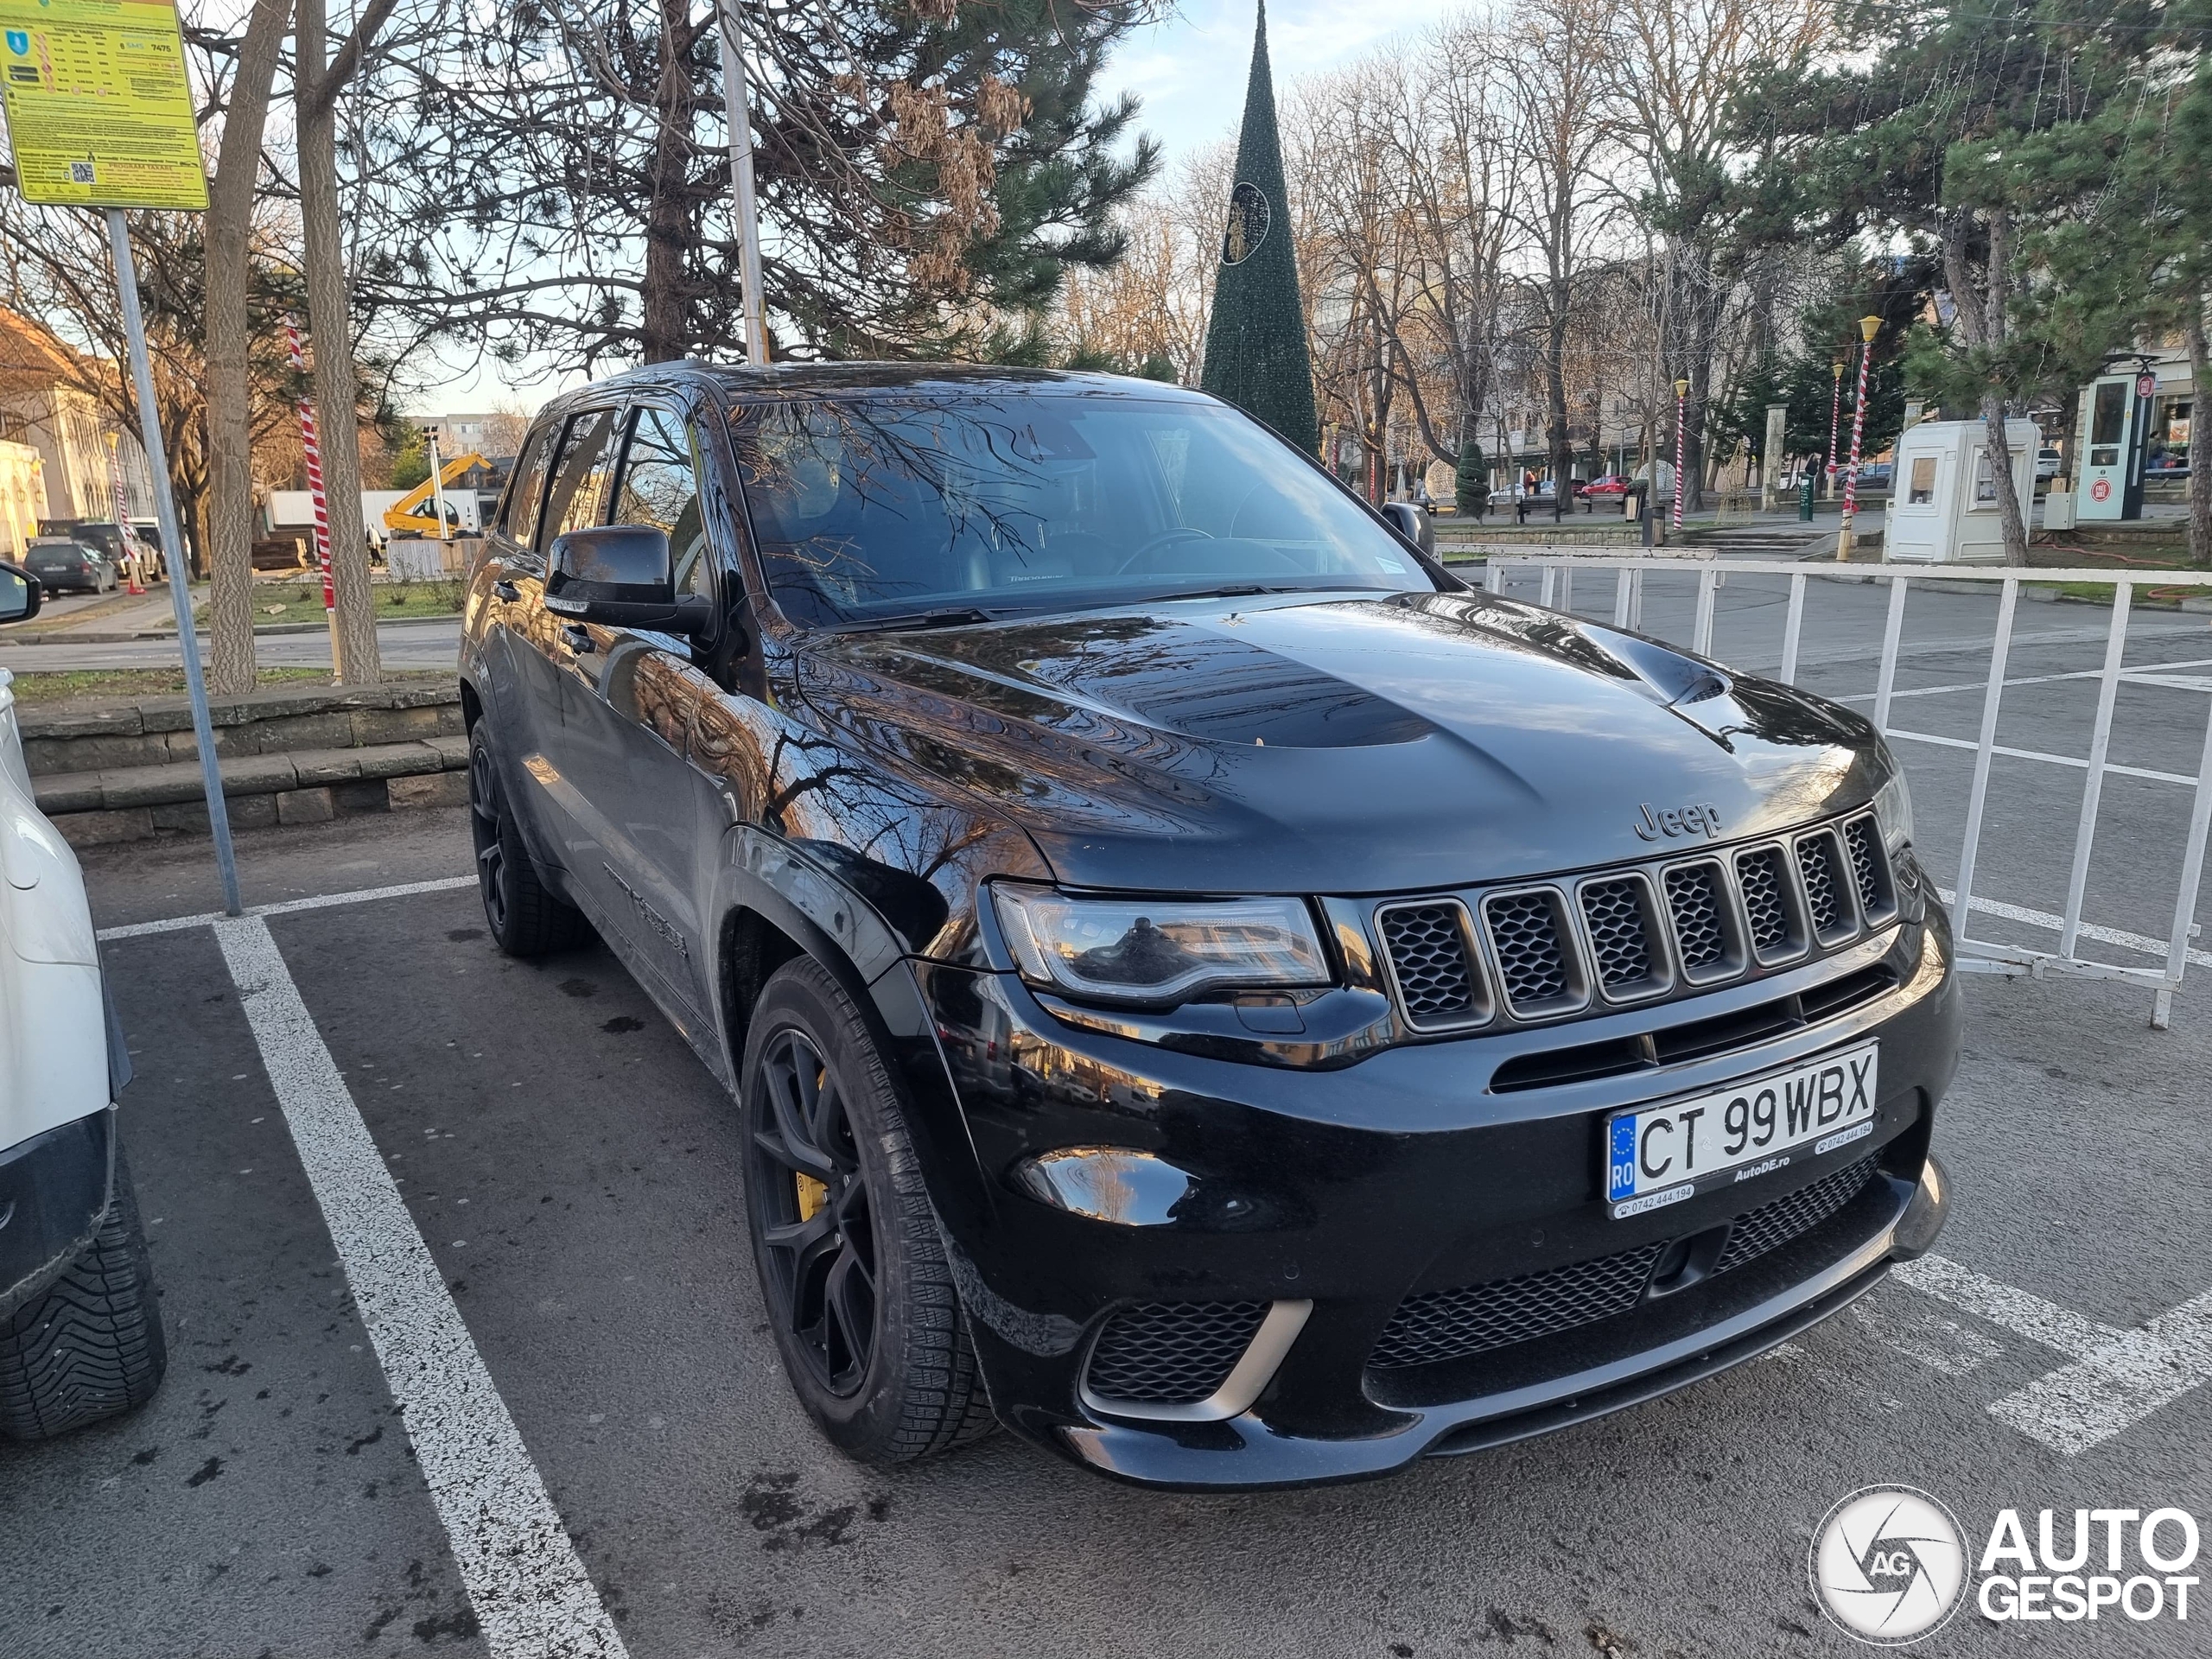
[459,363,1957,1488]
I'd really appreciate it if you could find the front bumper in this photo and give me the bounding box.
[909,906,1961,1490]
[0,1105,113,1323]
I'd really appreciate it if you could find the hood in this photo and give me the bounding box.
[791,590,1883,895]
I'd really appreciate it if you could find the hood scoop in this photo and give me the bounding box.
[1093,635,1435,749]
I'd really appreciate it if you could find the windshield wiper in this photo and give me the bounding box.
[833,606,1005,633]
[1154,584,1294,601]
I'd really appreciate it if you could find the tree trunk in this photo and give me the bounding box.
[203,0,289,696]
[1545,282,1571,523]
[639,0,693,363]
[1980,396,2029,567]
[297,0,380,685]
[2189,301,2212,569]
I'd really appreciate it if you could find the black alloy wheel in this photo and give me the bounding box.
[739,957,994,1460]
[466,722,587,957]
[748,1026,879,1396]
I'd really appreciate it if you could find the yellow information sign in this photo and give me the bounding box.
[0,0,205,209]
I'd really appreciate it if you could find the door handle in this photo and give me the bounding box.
[493,579,519,601]
[561,624,595,654]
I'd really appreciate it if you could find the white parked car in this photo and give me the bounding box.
[0,561,165,1439]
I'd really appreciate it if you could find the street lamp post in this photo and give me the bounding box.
[1672,377,1690,531]
[1837,315,1882,562]
[1827,356,1845,499]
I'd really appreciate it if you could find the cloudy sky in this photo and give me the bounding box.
[424,0,1457,414]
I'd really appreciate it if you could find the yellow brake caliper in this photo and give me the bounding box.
[795,1172,829,1222]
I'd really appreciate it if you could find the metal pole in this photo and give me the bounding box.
[1779,571,1806,684]
[107,210,241,915]
[1672,381,1688,531]
[1826,361,1843,498]
[718,0,770,365]
[1951,576,2021,946]
[2059,581,2132,957]
[428,432,448,542]
[2153,692,2212,1030]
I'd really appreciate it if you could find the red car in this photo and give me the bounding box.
[1576,474,1632,499]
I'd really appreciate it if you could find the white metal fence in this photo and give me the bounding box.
[1480,554,2212,1027]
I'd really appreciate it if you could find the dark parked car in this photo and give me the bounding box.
[22,536,118,594]
[460,364,1957,1488]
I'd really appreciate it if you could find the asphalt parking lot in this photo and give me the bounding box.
[6,580,2212,1658]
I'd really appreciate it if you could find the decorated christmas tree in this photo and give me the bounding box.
[1198,3,1319,454]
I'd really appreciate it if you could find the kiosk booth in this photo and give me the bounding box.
[2075,372,2154,521]
[1885,418,2037,563]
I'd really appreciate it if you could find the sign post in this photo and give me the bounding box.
[0,0,239,913]
[284,316,336,621]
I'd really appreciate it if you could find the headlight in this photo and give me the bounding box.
[992,885,1330,1005]
[1873,768,1914,851]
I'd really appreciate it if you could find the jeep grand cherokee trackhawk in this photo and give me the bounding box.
[458,364,1957,1488]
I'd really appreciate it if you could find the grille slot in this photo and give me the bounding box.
[1844,816,1896,923]
[1370,1243,1667,1368]
[1735,846,1801,960]
[1796,832,1856,944]
[1580,878,1653,989]
[1377,900,1488,1028]
[1481,888,1584,1015]
[1663,871,1725,973]
[1084,1300,1268,1405]
[1714,1157,1879,1274]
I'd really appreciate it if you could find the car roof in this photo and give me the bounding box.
[535,359,1215,416]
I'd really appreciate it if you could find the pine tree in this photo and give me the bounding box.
[1455,438,1490,518]
[1199,3,1319,452]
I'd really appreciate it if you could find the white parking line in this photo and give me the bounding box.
[1895,1255,2212,1454]
[97,874,476,941]
[213,915,627,1659]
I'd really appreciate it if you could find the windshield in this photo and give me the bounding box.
[725,391,1432,627]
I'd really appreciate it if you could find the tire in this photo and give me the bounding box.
[741,957,994,1461]
[468,722,588,957]
[0,1142,166,1440]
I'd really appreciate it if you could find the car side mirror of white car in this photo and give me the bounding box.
[543,524,711,636]
[0,562,44,625]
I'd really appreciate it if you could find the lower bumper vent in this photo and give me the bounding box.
[1370,1243,1666,1369]
[1713,1156,1878,1274]
[1085,1300,1268,1405]
[1370,1156,1885,1371]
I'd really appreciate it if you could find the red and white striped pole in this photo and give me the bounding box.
[1671,377,1689,531]
[286,317,336,618]
[1838,316,1882,561]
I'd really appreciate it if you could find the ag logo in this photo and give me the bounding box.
[1810,1485,1967,1646]
[1221,181,1269,265]
[2091,478,2113,502]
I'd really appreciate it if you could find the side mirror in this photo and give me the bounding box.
[0,562,43,625]
[545,524,710,635]
[1379,500,1434,556]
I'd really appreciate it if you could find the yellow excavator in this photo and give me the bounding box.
[383,452,498,537]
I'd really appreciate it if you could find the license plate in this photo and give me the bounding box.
[1604,1039,1878,1219]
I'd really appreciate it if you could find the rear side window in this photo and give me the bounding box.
[501,423,557,549]
[541,410,620,546]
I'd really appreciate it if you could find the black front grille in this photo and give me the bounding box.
[1666,863,1726,970]
[1737,848,1793,954]
[1715,1157,1878,1274]
[1370,1243,1666,1368]
[1799,835,1846,938]
[1580,879,1651,988]
[1085,1300,1267,1404]
[1486,892,1569,1005]
[1844,817,1890,918]
[1378,902,1482,1024]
